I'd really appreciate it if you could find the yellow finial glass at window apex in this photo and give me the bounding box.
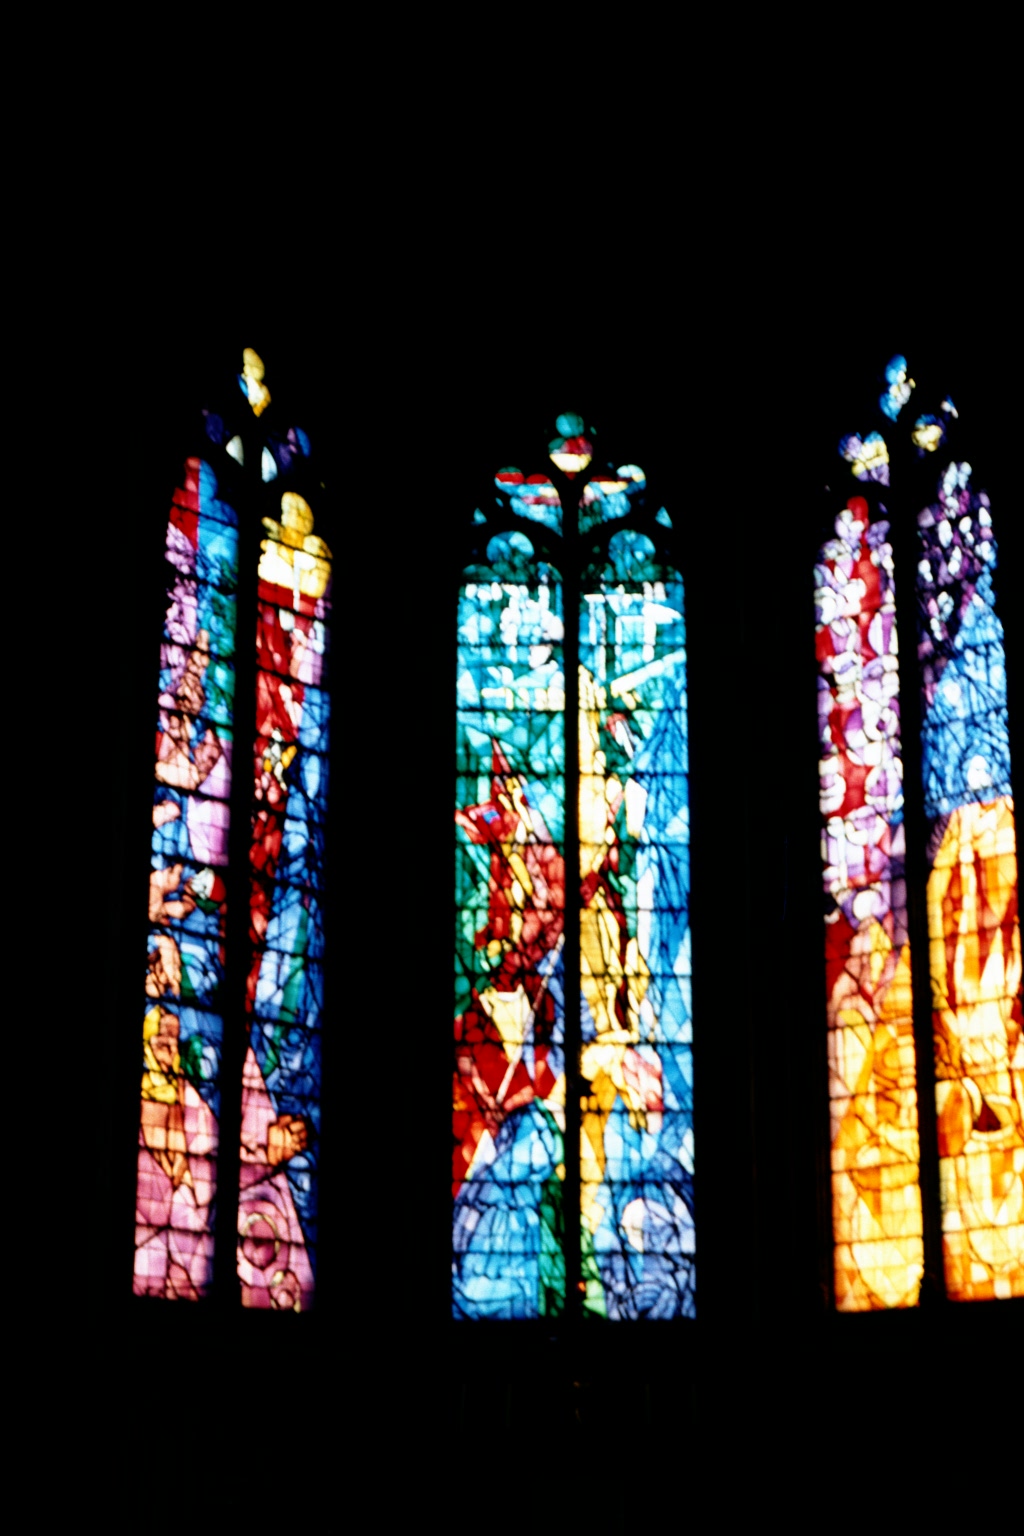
[242,347,271,417]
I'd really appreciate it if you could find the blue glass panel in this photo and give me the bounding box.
[578,565,695,1319]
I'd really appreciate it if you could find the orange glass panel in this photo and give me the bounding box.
[917,464,1023,1301]
[815,498,924,1309]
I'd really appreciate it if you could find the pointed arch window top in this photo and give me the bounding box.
[209,351,316,480]
[488,420,660,543]
[840,362,963,487]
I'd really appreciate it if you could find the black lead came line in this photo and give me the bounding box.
[560,473,583,1326]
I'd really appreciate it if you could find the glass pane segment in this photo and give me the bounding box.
[814,497,924,1310]
[134,459,238,1300]
[494,471,562,535]
[578,538,696,1319]
[453,541,566,1318]
[237,491,331,1311]
[916,465,1023,1302]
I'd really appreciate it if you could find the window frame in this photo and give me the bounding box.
[110,348,340,1316]
[811,363,1024,1310]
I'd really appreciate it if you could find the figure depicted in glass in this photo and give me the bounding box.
[134,459,239,1298]
[453,426,695,1319]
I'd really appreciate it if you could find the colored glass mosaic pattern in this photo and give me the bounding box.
[238,491,332,1311]
[453,532,567,1319]
[134,459,239,1299]
[917,463,1023,1301]
[578,533,695,1319]
[815,497,924,1310]
[453,430,695,1320]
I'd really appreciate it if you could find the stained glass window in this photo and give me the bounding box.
[816,358,1022,1309]
[453,419,695,1320]
[134,350,330,1310]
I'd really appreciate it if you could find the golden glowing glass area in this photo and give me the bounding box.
[917,466,1023,1301]
[929,801,1023,1299]
[815,501,924,1310]
[578,666,656,1273]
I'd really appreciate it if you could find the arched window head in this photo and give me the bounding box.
[454,418,695,1321]
[135,349,332,1311]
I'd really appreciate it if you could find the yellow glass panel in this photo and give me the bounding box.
[815,504,924,1308]
[928,801,1024,1299]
